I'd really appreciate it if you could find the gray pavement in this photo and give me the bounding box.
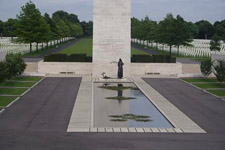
[23,39,81,62]
[0,77,81,132]
[0,78,225,149]
[176,58,200,64]
[131,43,160,55]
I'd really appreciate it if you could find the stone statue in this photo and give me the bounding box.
[118,58,124,79]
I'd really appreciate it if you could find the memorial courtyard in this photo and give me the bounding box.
[1,0,225,149]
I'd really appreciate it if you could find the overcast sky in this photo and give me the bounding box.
[0,0,224,23]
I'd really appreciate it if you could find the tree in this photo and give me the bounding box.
[52,15,70,43]
[173,15,193,55]
[68,23,83,38]
[131,17,141,43]
[5,53,26,80]
[53,11,80,24]
[214,20,225,41]
[0,20,3,39]
[187,22,199,39]
[44,13,58,46]
[16,1,50,54]
[210,35,221,53]
[0,61,7,83]
[156,14,177,54]
[140,16,157,47]
[35,16,51,51]
[80,21,93,37]
[3,18,17,39]
[213,60,225,83]
[200,59,212,77]
[195,20,214,39]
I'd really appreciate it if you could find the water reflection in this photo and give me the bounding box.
[94,83,173,128]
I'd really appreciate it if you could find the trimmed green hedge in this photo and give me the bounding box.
[132,55,176,63]
[44,54,92,62]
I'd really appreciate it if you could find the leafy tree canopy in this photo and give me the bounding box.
[195,20,214,39]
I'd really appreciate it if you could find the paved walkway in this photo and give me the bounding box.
[0,78,225,149]
[0,77,81,132]
[23,39,82,62]
[132,43,200,64]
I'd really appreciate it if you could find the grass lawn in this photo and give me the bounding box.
[193,83,225,89]
[183,78,221,83]
[206,90,225,97]
[60,38,93,56]
[12,76,42,82]
[131,47,148,55]
[60,38,149,57]
[0,82,35,87]
[0,88,28,95]
[0,96,17,106]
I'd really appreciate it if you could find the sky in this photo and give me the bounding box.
[0,0,224,23]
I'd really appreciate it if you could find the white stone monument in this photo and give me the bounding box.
[92,0,131,77]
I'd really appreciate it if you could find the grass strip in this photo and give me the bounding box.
[12,76,42,81]
[0,82,35,87]
[206,90,225,97]
[193,83,225,89]
[0,88,28,95]
[183,78,220,83]
[0,96,17,106]
[60,38,93,57]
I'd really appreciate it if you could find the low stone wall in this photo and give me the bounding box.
[130,63,182,76]
[38,61,92,75]
[38,61,182,77]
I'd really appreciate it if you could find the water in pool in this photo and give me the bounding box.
[94,83,173,128]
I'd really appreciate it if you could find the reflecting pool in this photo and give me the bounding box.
[94,83,173,128]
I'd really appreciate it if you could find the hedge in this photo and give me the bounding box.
[44,54,92,62]
[132,55,176,63]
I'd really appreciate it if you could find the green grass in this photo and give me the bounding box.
[0,88,28,95]
[191,57,210,62]
[182,78,225,98]
[183,78,220,83]
[60,38,93,56]
[0,96,17,106]
[206,90,225,97]
[12,76,42,81]
[131,47,148,55]
[60,38,149,57]
[194,83,225,89]
[0,82,35,87]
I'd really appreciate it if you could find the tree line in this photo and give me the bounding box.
[132,14,225,54]
[0,1,93,53]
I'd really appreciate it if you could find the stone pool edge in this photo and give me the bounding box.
[67,77,206,133]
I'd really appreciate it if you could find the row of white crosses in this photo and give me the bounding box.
[132,39,225,57]
[0,37,75,55]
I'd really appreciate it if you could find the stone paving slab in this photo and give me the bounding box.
[67,77,93,132]
[132,78,206,134]
[67,127,186,133]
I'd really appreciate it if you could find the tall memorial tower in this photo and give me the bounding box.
[92,0,131,77]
